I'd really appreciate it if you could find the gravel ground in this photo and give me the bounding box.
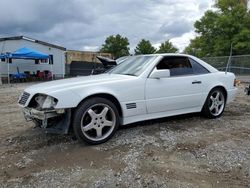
[0,82,250,188]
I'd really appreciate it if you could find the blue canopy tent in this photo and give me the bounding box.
[9,47,49,59]
[1,47,51,84]
[0,54,6,59]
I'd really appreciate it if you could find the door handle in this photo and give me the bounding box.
[192,80,202,84]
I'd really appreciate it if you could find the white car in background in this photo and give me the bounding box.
[18,54,237,144]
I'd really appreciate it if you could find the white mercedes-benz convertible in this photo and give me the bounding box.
[18,54,237,144]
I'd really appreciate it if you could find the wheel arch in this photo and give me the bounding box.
[201,85,228,119]
[75,93,123,118]
[209,85,228,102]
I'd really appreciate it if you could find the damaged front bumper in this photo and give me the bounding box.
[22,107,71,134]
[23,108,60,124]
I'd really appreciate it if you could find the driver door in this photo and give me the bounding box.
[145,56,205,114]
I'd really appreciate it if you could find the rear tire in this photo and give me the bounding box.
[73,97,119,145]
[202,88,226,119]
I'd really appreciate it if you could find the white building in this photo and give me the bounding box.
[0,36,66,78]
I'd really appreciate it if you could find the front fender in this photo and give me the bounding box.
[48,90,82,109]
[72,86,121,107]
[49,86,121,109]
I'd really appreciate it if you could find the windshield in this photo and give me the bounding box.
[109,56,157,76]
[116,56,128,64]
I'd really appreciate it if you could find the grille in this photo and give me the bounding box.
[126,103,137,109]
[18,92,30,105]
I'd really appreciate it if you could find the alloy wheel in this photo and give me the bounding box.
[80,103,116,142]
[209,90,225,116]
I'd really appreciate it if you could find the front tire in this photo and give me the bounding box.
[202,88,226,119]
[73,97,119,144]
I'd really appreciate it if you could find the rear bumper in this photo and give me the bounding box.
[227,88,237,104]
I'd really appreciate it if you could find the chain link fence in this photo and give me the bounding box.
[1,55,250,84]
[202,55,250,75]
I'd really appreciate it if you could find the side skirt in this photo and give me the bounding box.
[122,106,202,125]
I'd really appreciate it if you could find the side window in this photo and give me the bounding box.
[189,58,209,74]
[156,56,193,76]
[40,59,48,63]
[49,55,53,64]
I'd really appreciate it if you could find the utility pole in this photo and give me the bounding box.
[0,72,2,85]
[226,43,233,74]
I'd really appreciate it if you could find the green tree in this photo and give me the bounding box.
[100,34,130,59]
[157,40,178,53]
[184,37,204,57]
[185,0,250,57]
[134,39,156,55]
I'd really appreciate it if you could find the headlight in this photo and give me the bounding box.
[35,94,58,109]
[42,96,57,109]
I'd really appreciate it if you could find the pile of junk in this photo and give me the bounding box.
[94,56,128,74]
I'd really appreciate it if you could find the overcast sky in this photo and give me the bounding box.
[0,0,213,53]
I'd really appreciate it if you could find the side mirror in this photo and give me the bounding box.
[150,69,170,79]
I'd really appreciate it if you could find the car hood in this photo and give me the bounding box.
[25,74,134,94]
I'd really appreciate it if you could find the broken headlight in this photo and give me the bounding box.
[35,94,58,109]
